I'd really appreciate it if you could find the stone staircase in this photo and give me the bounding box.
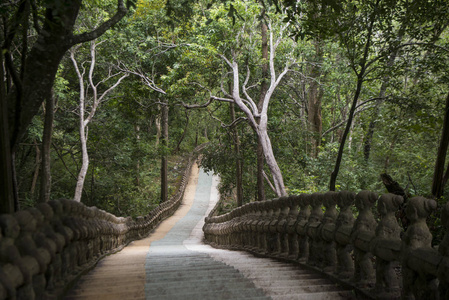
[145,247,269,300]
[65,167,354,299]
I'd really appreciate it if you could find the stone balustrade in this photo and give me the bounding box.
[0,154,196,300]
[203,191,449,300]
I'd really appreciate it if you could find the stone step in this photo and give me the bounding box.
[267,283,346,295]
[65,285,144,299]
[145,277,259,289]
[71,279,145,290]
[145,272,247,283]
[146,260,237,269]
[145,263,238,272]
[226,264,299,271]
[74,275,145,285]
[250,278,331,288]
[145,267,242,277]
[65,293,145,300]
[270,290,356,300]
[146,294,269,300]
[78,270,144,277]
[145,287,269,300]
[244,273,322,281]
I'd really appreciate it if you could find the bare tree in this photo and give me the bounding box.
[256,15,268,201]
[70,41,128,202]
[211,21,294,197]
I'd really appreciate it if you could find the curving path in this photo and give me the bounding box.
[65,163,354,300]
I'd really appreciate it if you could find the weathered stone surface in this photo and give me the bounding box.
[402,196,438,300]
[351,191,378,288]
[306,193,324,267]
[203,189,449,300]
[334,191,355,278]
[295,194,311,262]
[0,154,197,299]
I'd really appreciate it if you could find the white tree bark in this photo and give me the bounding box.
[216,21,292,197]
[71,41,128,202]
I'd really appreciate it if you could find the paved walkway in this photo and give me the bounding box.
[65,164,353,300]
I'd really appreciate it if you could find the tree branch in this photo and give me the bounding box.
[242,65,259,116]
[119,64,166,94]
[181,98,214,109]
[207,110,248,129]
[262,170,277,194]
[218,54,233,69]
[70,0,127,45]
[321,97,386,137]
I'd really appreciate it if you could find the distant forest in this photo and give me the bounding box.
[1,0,448,216]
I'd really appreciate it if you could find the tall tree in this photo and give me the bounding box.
[256,13,268,201]
[328,0,380,191]
[0,51,14,212]
[1,0,129,211]
[230,102,244,206]
[432,91,449,198]
[39,92,54,203]
[70,41,128,202]
[160,99,169,203]
[307,38,323,158]
[215,20,293,197]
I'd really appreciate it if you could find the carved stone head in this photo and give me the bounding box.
[378,193,403,216]
[406,196,436,223]
[338,191,356,209]
[299,194,310,209]
[355,190,378,211]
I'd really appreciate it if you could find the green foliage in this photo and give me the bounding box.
[11,0,449,222]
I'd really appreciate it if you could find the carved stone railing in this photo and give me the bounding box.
[203,191,449,299]
[0,153,197,300]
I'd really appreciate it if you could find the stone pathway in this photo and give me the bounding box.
[65,164,354,300]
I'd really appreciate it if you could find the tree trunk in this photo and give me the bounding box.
[230,103,243,206]
[30,140,41,196]
[11,153,20,211]
[160,102,169,203]
[8,0,127,152]
[258,128,287,197]
[256,140,265,201]
[329,76,363,191]
[307,39,323,158]
[74,116,89,202]
[0,52,15,213]
[256,18,268,201]
[174,110,189,154]
[135,124,140,186]
[155,112,161,146]
[71,41,127,202]
[329,7,376,191]
[39,93,54,203]
[432,91,449,198]
[364,46,399,161]
[3,1,127,209]
[90,159,95,206]
[225,20,290,198]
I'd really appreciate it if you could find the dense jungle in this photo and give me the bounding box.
[1,0,449,219]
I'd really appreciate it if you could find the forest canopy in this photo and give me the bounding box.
[1,0,449,216]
